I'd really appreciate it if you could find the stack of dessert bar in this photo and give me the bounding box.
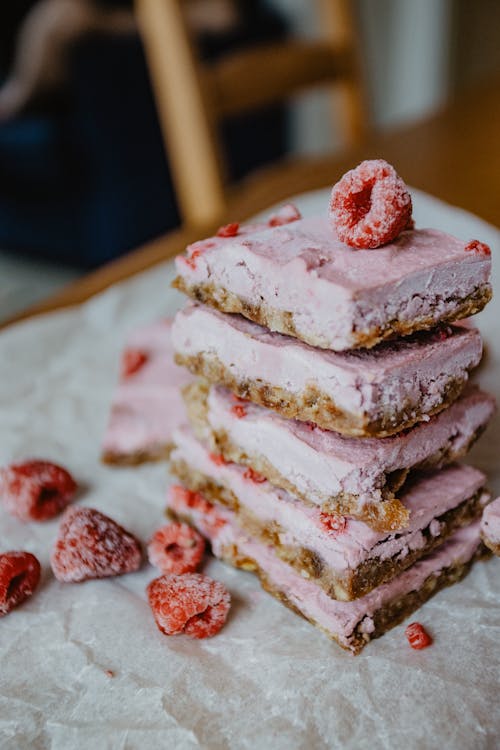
[167,183,495,653]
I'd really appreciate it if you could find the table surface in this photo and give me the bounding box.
[4,74,500,328]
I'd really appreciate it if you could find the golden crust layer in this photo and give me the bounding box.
[101,443,173,466]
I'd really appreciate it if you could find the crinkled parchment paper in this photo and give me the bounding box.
[0,191,499,750]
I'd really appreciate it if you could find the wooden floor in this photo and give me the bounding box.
[4,74,500,329]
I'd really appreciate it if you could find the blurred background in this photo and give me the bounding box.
[1,0,499,321]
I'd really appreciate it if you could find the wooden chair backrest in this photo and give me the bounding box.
[135,0,368,227]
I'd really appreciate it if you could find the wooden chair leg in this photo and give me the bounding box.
[134,0,226,226]
[316,0,369,146]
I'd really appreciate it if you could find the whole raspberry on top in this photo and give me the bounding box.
[0,551,41,616]
[329,159,412,249]
[0,460,77,522]
[51,506,142,582]
[147,522,205,575]
[147,573,230,639]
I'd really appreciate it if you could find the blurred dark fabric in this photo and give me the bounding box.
[0,1,288,268]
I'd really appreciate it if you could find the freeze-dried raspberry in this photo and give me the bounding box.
[319,512,347,536]
[231,404,247,419]
[268,203,302,227]
[168,486,227,534]
[0,551,41,617]
[303,421,317,432]
[243,467,266,484]
[216,222,239,238]
[465,240,491,257]
[209,453,228,466]
[431,326,453,343]
[0,460,77,522]
[147,522,205,574]
[51,507,142,582]
[185,249,202,270]
[169,485,214,515]
[329,160,412,249]
[405,622,432,650]
[147,573,230,638]
[122,348,148,378]
[230,393,248,403]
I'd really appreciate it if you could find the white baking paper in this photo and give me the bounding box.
[0,190,499,750]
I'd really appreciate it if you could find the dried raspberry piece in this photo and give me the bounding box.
[51,507,142,582]
[230,404,247,419]
[405,622,432,650]
[147,522,205,574]
[329,159,412,249]
[319,512,347,536]
[243,467,266,483]
[147,573,230,638]
[0,460,77,522]
[431,326,453,343]
[169,485,214,515]
[209,453,228,466]
[268,203,302,227]
[465,240,491,257]
[168,487,227,535]
[216,222,240,238]
[185,249,202,270]
[122,348,148,378]
[231,393,248,402]
[303,421,317,432]
[0,551,41,616]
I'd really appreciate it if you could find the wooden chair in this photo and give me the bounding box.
[134,0,368,228]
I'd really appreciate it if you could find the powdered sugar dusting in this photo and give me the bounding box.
[51,507,142,582]
[147,573,231,638]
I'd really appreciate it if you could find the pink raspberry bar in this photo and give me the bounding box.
[184,382,495,529]
[481,497,500,555]
[173,217,491,351]
[101,319,192,465]
[171,303,483,438]
[169,425,489,599]
[167,484,487,654]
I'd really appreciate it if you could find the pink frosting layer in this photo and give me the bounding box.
[171,425,488,573]
[171,304,483,424]
[167,485,482,649]
[204,384,495,505]
[175,218,492,350]
[481,497,500,548]
[102,319,192,457]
